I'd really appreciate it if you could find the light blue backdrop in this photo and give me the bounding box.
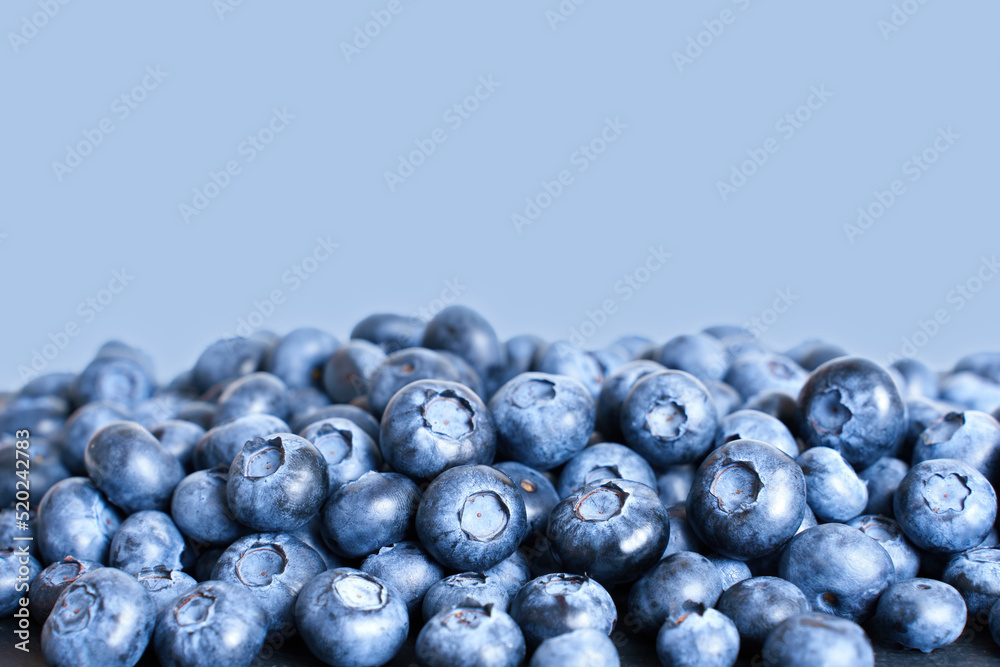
[3,1,998,389]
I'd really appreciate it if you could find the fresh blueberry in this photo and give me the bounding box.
[0,438,68,508]
[846,514,920,581]
[912,410,1000,486]
[85,421,185,514]
[322,339,387,404]
[288,515,344,570]
[171,466,245,547]
[489,372,596,470]
[322,470,421,559]
[954,351,1000,384]
[59,400,130,475]
[508,573,616,647]
[438,350,486,397]
[715,575,809,646]
[286,386,332,426]
[656,464,695,506]
[149,419,206,471]
[192,336,269,393]
[17,372,75,402]
[214,372,289,424]
[610,334,656,360]
[290,402,380,441]
[798,357,907,468]
[153,580,268,667]
[534,340,605,399]
[894,458,997,553]
[940,371,1000,413]
[351,313,425,354]
[299,416,382,492]
[109,510,187,574]
[745,505,818,578]
[702,325,753,341]
[0,508,37,558]
[661,502,704,557]
[557,442,656,499]
[498,334,546,388]
[548,479,668,584]
[627,551,722,633]
[743,389,802,435]
[28,556,102,624]
[295,567,409,667]
[483,549,532,600]
[779,523,895,622]
[493,461,560,537]
[421,305,505,396]
[0,394,68,442]
[620,370,718,467]
[714,408,799,458]
[72,353,154,410]
[265,327,339,390]
[941,546,1000,622]
[702,380,743,417]
[360,541,445,614]
[416,600,525,667]
[416,464,527,571]
[367,348,463,418]
[0,548,41,616]
[705,554,751,591]
[380,379,496,480]
[530,627,620,667]
[762,613,874,667]
[891,357,940,399]
[41,567,155,667]
[36,477,122,564]
[657,333,729,383]
[422,571,510,621]
[595,360,664,442]
[724,352,807,401]
[134,565,197,614]
[686,439,806,561]
[212,531,325,634]
[857,456,909,517]
[655,608,739,667]
[227,433,328,532]
[875,578,967,653]
[175,400,217,429]
[784,340,848,372]
[797,446,868,522]
[130,394,186,429]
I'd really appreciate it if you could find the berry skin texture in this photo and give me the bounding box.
[655,608,739,667]
[873,578,966,652]
[509,573,617,648]
[416,601,525,667]
[762,612,874,667]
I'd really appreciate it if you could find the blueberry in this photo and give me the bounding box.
[715,575,809,646]
[288,515,344,570]
[0,394,68,442]
[422,571,510,621]
[954,351,1000,384]
[265,327,339,390]
[762,613,874,667]
[17,372,75,402]
[367,348,463,418]
[556,442,656,499]
[891,357,940,399]
[42,567,155,667]
[0,548,41,615]
[171,467,245,547]
[214,372,289,424]
[290,403,380,441]
[529,627,619,667]
[656,464,695,506]
[438,350,486,397]
[627,551,722,633]
[779,523,895,622]
[134,565,197,614]
[0,438,68,509]
[620,370,718,467]
[595,360,665,442]
[508,573,616,647]
[912,410,1000,486]
[498,334,546,388]
[416,600,525,667]
[797,446,868,522]
[901,397,957,460]
[941,546,1000,621]
[657,333,729,383]
[37,477,122,564]
[295,568,409,667]
[705,553,751,591]
[351,313,425,353]
[109,510,187,574]
[785,340,848,372]
[72,353,153,410]
[742,389,802,435]
[227,433,328,532]
[360,541,446,614]
[153,580,268,667]
[175,400,217,429]
[798,357,907,468]
[482,549,532,600]
[686,439,806,561]
[548,479,668,584]
[724,352,807,401]
[493,461,560,537]
[873,577,966,652]
[894,458,997,553]
[941,371,1000,412]
[130,394,186,429]
[28,556,102,624]
[534,340,605,399]
[149,419,206,471]
[846,514,920,581]
[421,305,505,395]
[857,456,909,517]
[610,334,656,360]
[380,379,496,480]
[299,416,382,492]
[702,325,753,341]
[416,464,527,571]
[212,531,325,634]
[192,337,269,393]
[322,470,421,559]
[85,421,185,514]
[59,400,130,475]
[655,608,739,667]
[322,339,387,404]
[286,386,332,425]
[661,502,704,557]
[714,408,799,458]
[489,372,596,471]
[0,508,37,558]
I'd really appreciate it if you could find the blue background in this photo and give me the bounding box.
[3,0,998,390]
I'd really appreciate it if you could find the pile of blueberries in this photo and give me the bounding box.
[3,307,1000,667]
